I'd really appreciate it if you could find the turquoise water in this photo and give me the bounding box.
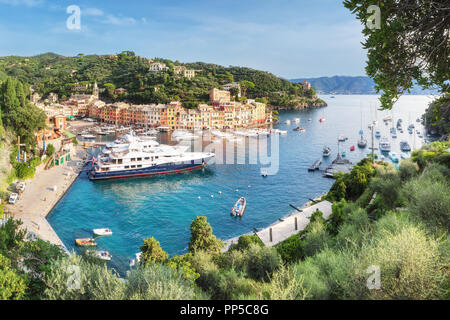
[47,95,433,274]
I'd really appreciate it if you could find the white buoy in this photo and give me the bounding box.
[218,191,222,194]
[248,185,251,188]
[236,189,239,192]
[211,195,214,198]
[198,196,201,200]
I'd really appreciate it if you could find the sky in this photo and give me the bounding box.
[0,0,368,79]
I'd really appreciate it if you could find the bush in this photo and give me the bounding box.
[0,254,27,300]
[369,169,402,209]
[262,265,308,300]
[399,159,419,182]
[14,162,35,180]
[43,254,124,300]
[297,248,362,299]
[328,200,359,235]
[45,144,55,157]
[228,234,264,251]
[335,208,371,249]
[405,177,450,232]
[275,233,304,263]
[291,260,330,299]
[216,249,248,273]
[361,222,446,299]
[140,237,168,266]
[302,220,332,257]
[245,244,281,281]
[187,251,221,293]
[125,264,206,300]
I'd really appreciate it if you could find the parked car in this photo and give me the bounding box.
[8,193,18,204]
[16,182,26,192]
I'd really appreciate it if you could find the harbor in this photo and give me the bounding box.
[36,94,432,274]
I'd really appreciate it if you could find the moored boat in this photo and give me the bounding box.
[379,138,391,153]
[400,141,411,152]
[389,152,400,162]
[375,130,381,138]
[323,146,331,157]
[93,228,113,236]
[89,132,215,181]
[75,238,97,247]
[87,250,112,261]
[231,197,246,217]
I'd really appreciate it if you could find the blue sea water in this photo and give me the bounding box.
[47,95,434,274]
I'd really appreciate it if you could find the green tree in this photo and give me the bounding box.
[239,80,255,97]
[188,216,224,254]
[344,0,449,109]
[140,237,168,266]
[0,254,27,300]
[45,143,55,157]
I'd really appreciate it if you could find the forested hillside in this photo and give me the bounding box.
[0,52,325,108]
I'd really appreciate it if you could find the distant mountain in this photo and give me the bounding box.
[291,76,439,95]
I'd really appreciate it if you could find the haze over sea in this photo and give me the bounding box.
[47,95,434,274]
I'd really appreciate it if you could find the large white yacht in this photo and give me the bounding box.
[89,132,214,181]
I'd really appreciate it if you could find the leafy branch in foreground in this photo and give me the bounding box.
[344,0,449,109]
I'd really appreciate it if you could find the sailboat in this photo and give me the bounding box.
[358,130,367,148]
[357,103,367,148]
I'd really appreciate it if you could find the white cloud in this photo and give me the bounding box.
[83,7,104,17]
[102,14,137,26]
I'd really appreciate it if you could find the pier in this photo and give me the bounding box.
[308,159,322,171]
[4,146,89,250]
[223,200,332,250]
[256,201,332,246]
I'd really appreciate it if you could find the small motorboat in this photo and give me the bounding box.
[293,118,300,123]
[284,120,291,125]
[75,238,97,247]
[319,117,326,122]
[389,152,400,162]
[93,228,113,236]
[231,197,246,217]
[87,250,112,261]
[308,118,312,122]
[81,134,96,139]
[338,136,347,142]
[293,127,306,132]
[323,146,331,157]
[261,170,268,177]
[350,145,355,151]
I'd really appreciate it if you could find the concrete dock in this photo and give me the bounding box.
[256,200,332,246]
[4,146,89,250]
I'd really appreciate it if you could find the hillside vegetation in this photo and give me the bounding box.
[0,52,325,109]
[1,140,448,300]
